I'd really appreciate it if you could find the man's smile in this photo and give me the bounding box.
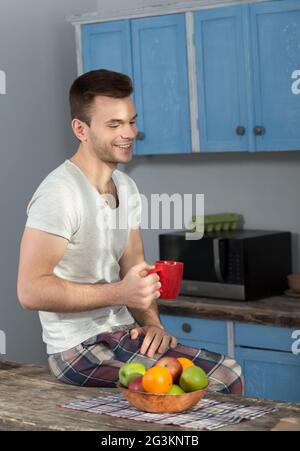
[114,143,134,152]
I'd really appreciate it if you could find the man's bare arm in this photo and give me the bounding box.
[17,228,159,313]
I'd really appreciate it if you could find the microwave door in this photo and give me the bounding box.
[213,237,227,283]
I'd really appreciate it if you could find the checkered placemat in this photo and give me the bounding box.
[63,393,277,431]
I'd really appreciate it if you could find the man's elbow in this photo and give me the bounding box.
[17,284,37,311]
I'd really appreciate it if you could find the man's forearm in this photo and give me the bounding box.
[130,301,163,329]
[23,274,124,313]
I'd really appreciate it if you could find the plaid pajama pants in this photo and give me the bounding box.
[48,324,244,395]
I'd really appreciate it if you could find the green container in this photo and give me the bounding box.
[189,213,243,234]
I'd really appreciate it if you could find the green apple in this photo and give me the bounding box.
[168,384,185,395]
[118,362,146,387]
[179,366,209,392]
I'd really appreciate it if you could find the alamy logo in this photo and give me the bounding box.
[95,186,205,240]
[291,70,300,95]
[291,330,300,355]
[0,70,6,95]
[0,330,6,355]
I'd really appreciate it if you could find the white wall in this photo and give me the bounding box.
[98,0,190,11]
[125,152,300,274]
[96,0,263,15]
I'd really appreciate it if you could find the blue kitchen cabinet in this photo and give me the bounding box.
[235,347,300,403]
[81,14,191,156]
[131,15,191,155]
[82,20,133,77]
[160,314,228,355]
[250,0,300,151]
[235,323,300,403]
[194,0,300,152]
[160,315,300,402]
[194,6,250,152]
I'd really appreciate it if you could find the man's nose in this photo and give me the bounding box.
[122,123,138,139]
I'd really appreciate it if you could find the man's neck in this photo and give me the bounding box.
[70,147,117,193]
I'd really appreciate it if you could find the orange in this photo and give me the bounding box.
[177,357,195,371]
[142,366,173,394]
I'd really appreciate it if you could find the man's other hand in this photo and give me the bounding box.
[130,325,177,358]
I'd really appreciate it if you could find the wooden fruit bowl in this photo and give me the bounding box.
[117,383,208,413]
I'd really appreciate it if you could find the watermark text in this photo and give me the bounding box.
[292,330,300,355]
[291,70,300,95]
[96,188,205,240]
[0,330,6,355]
[0,70,6,95]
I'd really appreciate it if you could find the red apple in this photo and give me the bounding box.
[128,375,144,392]
[154,357,182,383]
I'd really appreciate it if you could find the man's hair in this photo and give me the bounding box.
[69,69,133,126]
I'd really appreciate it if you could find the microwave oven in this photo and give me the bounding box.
[159,229,292,301]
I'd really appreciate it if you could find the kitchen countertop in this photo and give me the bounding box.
[158,294,300,328]
[0,361,300,431]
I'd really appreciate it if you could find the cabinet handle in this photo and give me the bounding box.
[136,131,146,141]
[236,126,246,136]
[182,323,191,333]
[253,125,266,136]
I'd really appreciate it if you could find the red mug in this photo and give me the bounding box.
[149,260,184,300]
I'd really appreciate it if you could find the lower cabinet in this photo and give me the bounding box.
[160,314,228,356]
[160,314,300,403]
[234,323,300,403]
[235,347,300,403]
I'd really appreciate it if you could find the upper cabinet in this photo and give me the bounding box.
[74,0,300,154]
[82,14,191,155]
[194,6,249,152]
[131,15,191,155]
[195,0,300,152]
[82,20,133,77]
[250,0,300,151]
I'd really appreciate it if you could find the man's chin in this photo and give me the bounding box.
[106,157,132,167]
[116,152,133,164]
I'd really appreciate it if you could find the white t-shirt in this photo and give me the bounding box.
[26,159,141,354]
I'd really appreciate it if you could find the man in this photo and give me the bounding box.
[17,69,243,394]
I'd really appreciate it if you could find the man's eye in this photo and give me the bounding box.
[130,121,136,125]
[108,124,119,129]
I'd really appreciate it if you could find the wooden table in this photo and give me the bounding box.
[0,361,299,431]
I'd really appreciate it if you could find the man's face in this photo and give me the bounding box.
[86,96,138,164]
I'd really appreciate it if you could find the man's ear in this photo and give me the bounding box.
[71,119,88,143]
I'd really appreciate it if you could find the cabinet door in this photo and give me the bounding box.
[160,314,228,355]
[235,347,300,403]
[131,14,191,155]
[82,20,133,77]
[235,323,295,353]
[194,6,250,152]
[250,0,300,151]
